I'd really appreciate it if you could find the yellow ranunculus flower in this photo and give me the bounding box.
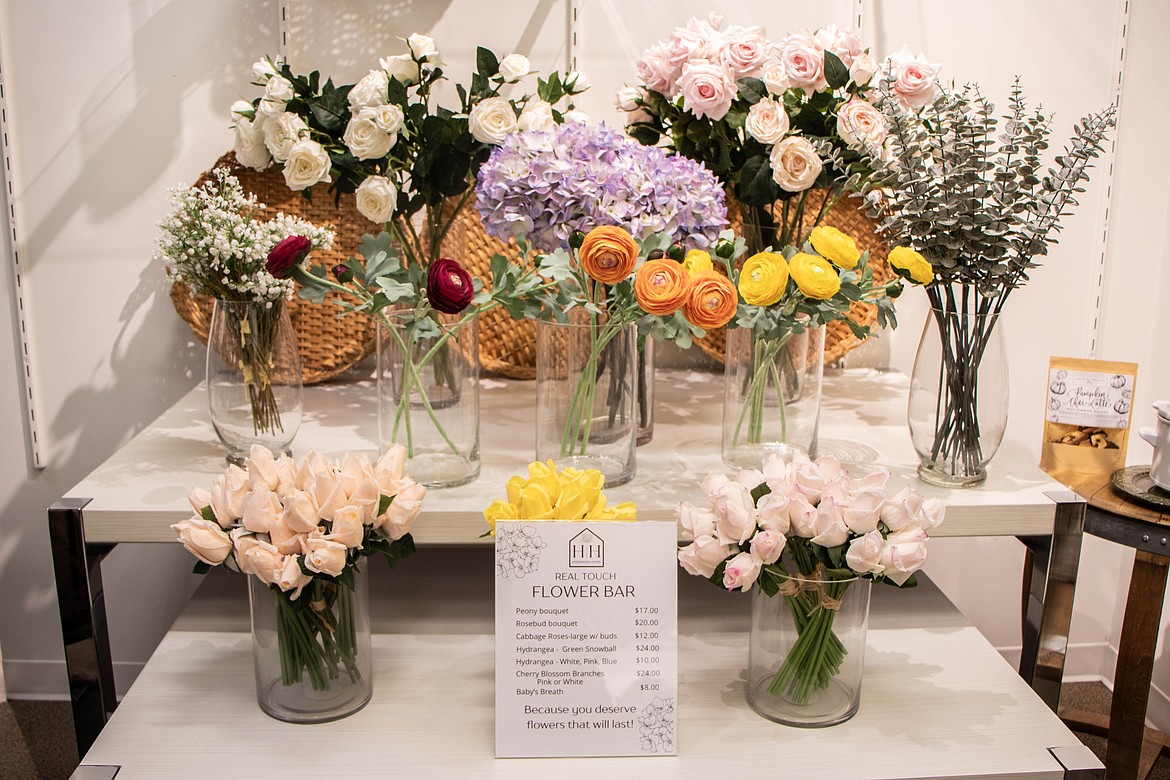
[888,246,934,285]
[484,499,520,534]
[809,226,861,270]
[681,249,714,276]
[483,461,638,533]
[737,252,789,306]
[788,252,842,300]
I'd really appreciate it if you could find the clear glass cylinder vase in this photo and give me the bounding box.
[206,298,303,466]
[535,312,637,487]
[908,293,1009,487]
[747,573,870,727]
[376,311,480,488]
[722,325,825,470]
[249,567,372,723]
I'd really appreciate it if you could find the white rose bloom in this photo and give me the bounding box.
[264,75,295,105]
[407,33,437,59]
[468,96,518,144]
[263,111,308,163]
[355,176,398,223]
[563,109,589,124]
[348,69,389,111]
[344,109,395,160]
[381,53,420,86]
[615,85,643,112]
[372,103,405,134]
[770,135,822,192]
[565,70,590,94]
[233,118,272,170]
[171,517,233,565]
[518,98,555,132]
[252,58,278,82]
[304,535,348,577]
[230,100,254,120]
[498,53,531,82]
[281,138,332,191]
[745,98,790,145]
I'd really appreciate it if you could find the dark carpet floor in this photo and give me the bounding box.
[0,682,1163,779]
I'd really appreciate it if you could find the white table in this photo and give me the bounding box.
[72,574,1102,779]
[49,369,1086,756]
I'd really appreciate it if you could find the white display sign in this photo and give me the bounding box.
[494,520,678,758]
[1045,367,1133,428]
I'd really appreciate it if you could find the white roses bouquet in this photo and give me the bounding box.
[677,452,943,705]
[231,40,586,274]
[623,13,940,252]
[172,445,425,692]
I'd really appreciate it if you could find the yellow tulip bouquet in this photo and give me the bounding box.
[717,224,922,467]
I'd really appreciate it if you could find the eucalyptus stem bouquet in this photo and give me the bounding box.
[855,78,1117,484]
[678,453,943,708]
[172,445,424,696]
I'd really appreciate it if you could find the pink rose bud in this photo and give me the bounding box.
[266,235,312,278]
[425,257,475,314]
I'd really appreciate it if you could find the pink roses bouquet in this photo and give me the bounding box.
[677,452,943,704]
[623,13,940,253]
[172,445,425,692]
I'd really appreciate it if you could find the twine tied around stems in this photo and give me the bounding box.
[779,565,845,613]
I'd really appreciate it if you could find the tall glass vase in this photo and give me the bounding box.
[747,572,870,727]
[249,567,372,723]
[535,311,637,487]
[377,311,480,488]
[722,325,825,470]
[908,287,1009,487]
[206,298,302,466]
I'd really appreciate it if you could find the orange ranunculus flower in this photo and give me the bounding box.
[683,271,738,329]
[634,258,692,315]
[578,225,638,284]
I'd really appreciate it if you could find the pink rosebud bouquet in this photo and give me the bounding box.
[677,452,943,708]
[624,14,942,254]
[173,445,424,699]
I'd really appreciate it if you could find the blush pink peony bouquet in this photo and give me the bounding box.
[172,445,424,692]
[623,13,940,254]
[677,452,943,705]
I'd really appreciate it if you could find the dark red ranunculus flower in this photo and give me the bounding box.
[426,257,475,314]
[333,264,354,283]
[266,235,312,279]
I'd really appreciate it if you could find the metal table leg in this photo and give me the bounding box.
[48,498,116,757]
[1018,490,1088,711]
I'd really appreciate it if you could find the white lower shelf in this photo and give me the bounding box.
[77,571,1097,780]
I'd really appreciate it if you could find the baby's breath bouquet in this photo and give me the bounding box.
[157,167,333,447]
[857,78,1117,485]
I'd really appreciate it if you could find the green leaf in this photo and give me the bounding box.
[737,77,768,105]
[192,560,213,575]
[823,50,850,89]
[750,482,772,505]
[378,494,392,516]
[199,506,217,524]
[476,46,499,78]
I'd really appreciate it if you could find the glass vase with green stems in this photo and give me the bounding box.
[294,231,559,487]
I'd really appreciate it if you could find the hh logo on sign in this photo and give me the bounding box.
[569,528,604,568]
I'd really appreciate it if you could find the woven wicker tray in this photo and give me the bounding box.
[169,152,376,384]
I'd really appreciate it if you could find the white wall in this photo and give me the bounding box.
[0,0,1167,730]
[0,0,280,696]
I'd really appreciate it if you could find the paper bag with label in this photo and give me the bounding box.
[1039,357,1138,475]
